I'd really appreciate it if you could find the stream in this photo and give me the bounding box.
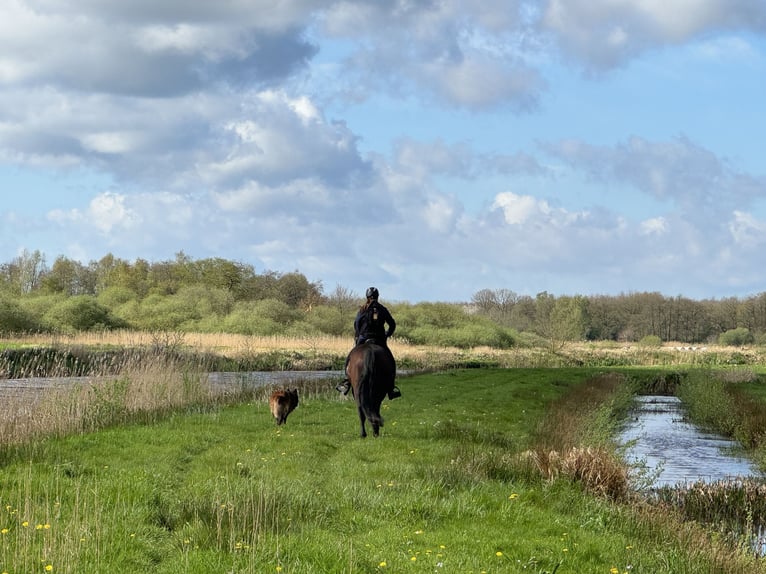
[619,395,761,488]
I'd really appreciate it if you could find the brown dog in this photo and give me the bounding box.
[269,388,299,425]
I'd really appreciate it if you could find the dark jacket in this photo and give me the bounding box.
[354,300,395,346]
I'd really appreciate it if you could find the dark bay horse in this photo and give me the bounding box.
[346,342,396,438]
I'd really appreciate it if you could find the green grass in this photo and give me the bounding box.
[0,368,762,573]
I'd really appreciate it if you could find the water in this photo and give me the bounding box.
[620,395,761,488]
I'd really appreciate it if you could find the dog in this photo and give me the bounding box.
[269,388,299,425]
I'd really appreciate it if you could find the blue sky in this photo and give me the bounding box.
[1,1,765,302]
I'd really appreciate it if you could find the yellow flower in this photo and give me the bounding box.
[509,493,519,499]
[610,568,619,574]
[410,556,417,562]
[21,521,29,528]
[496,551,503,557]
[45,566,53,572]
[1,529,8,535]
[378,561,387,568]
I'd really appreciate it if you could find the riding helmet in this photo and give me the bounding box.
[366,286,379,300]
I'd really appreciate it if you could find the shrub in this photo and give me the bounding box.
[0,296,41,333]
[637,335,662,348]
[718,327,753,346]
[43,296,120,332]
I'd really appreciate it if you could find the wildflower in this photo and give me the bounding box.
[36,524,44,530]
[610,568,619,574]
[45,565,53,572]
[379,561,387,568]
[509,493,519,500]
[496,551,503,557]
[414,530,424,535]
[410,556,417,562]
[21,521,29,528]
[276,566,283,573]
[44,524,50,530]
[1,528,8,535]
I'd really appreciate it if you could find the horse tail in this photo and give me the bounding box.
[359,346,384,428]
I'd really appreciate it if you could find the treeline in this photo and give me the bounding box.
[471,289,766,346]
[0,250,763,347]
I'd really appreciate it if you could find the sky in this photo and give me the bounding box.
[1,1,765,303]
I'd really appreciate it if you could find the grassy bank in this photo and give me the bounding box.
[0,365,762,573]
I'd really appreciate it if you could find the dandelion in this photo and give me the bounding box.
[379,561,387,568]
[276,566,283,573]
[496,551,503,557]
[45,565,53,572]
[610,568,619,574]
[414,530,424,535]
[44,524,50,530]
[509,493,519,500]
[410,556,417,562]
[36,524,44,530]
[21,521,29,528]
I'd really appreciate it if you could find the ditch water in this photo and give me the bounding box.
[0,370,346,405]
[619,395,761,488]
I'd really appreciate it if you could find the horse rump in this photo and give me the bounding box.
[269,388,299,425]
[348,343,395,437]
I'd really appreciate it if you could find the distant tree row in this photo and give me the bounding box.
[0,251,764,347]
[470,288,766,345]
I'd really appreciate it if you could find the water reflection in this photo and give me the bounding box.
[620,395,760,488]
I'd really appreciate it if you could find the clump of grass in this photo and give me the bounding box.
[653,478,766,552]
[519,447,630,501]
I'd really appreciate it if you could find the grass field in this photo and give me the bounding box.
[1,362,762,573]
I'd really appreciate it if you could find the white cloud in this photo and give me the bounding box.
[640,216,667,235]
[541,0,766,69]
[729,210,766,248]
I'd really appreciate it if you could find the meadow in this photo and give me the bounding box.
[0,333,765,573]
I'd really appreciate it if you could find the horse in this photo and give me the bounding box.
[269,388,299,425]
[346,342,396,438]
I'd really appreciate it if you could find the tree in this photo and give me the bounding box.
[9,249,48,294]
[41,256,96,295]
[326,284,359,334]
[535,292,588,351]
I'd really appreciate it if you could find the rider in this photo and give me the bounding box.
[336,286,401,399]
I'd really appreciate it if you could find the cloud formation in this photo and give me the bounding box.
[0,1,765,301]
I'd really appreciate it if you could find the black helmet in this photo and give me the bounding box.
[365,286,379,300]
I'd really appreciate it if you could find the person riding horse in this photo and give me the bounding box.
[336,286,401,399]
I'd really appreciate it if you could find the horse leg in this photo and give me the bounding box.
[357,405,367,438]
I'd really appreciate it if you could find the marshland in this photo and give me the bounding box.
[2,331,766,572]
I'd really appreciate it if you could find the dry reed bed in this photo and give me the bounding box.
[3,331,766,371]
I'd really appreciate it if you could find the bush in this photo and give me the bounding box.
[637,335,662,348]
[43,295,120,332]
[0,296,41,333]
[718,327,753,346]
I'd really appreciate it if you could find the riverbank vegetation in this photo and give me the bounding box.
[2,355,766,572]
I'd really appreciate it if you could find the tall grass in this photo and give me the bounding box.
[4,330,766,371]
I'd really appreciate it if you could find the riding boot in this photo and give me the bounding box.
[388,386,401,400]
[336,379,351,395]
